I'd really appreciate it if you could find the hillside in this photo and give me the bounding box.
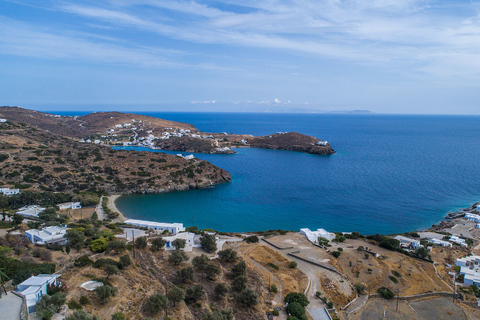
[0,119,230,195]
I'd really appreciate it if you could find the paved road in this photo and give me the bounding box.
[95,197,105,220]
[0,292,23,320]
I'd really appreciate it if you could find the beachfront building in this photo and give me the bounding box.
[450,235,468,247]
[394,235,421,249]
[465,212,480,223]
[57,201,82,210]
[456,255,480,286]
[164,232,196,251]
[16,205,45,218]
[0,187,20,196]
[426,237,452,247]
[300,228,333,243]
[17,274,61,313]
[24,226,67,246]
[124,219,185,234]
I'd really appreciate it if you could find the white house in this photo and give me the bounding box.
[0,118,7,123]
[16,205,45,218]
[163,232,196,251]
[57,202,82,210]
[476,205,480,213]
[456,255,480,286]
[394,235,421,249]
[17,274,61,313]
[426,237,452,247]
[465,212,480,223]
[300,228,333,243]
[124,219,185,234]
[25,226,67,245]
[450,235,468,247]
[0,188,20,196]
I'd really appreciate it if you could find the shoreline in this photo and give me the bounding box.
[106,192,480,236]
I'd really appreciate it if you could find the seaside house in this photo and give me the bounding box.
[425,237,452,247]
[450,235,468,247]
[0,187,20,196]
[0,118,7,123]
[16,205,45,218]
[124,219,185,234]
[57,201,82,210]
[394,235,421,249]
[17,274,61,313]
[164,232,196,252]
[300,228,333,243]
[24,226,67,246]
[465,212,480,223]
[456,255,480,286]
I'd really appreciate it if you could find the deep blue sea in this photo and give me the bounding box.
[56,112,480,234]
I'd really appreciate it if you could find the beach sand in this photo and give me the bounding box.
[107,195,128,223]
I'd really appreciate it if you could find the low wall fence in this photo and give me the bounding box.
[11,291,28,320]
[368,291,457,301]
[287,252,344,277]
[261,238,294,250]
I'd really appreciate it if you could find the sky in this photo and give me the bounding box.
[1,0,480,114]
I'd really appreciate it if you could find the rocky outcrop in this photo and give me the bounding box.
[247,132,335,155]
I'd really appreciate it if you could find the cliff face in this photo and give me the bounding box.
[0,120,231,195]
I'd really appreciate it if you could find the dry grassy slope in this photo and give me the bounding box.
[0,121,230,194]
[333,247,453,297]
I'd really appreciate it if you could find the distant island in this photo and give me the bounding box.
[0,107,335,155]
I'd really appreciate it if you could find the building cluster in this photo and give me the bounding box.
[456,255,480,286]
[25,226,67,246]
[57,202,82,210]
[300,228,333,243]
[394,235,421,249]
[16,205,45,218]
[124,219,185,234]
[16,274,61,313]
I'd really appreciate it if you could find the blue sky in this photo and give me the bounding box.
[1,0,480,114]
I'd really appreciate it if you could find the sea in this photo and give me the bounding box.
[56,112,480,234]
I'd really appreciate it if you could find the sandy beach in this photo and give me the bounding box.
[107,195,128,223]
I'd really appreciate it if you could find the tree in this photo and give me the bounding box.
[218,249,238,263]
[377,287,394,299]
[231,261,247,278]
[96,285,117,304]
[289,261,297,268]
[66,310,100,320]
[91,212,98,221]
[172,238,186,250]
[176,267,195,283]
[243,235,259,243]
[284,292,309,307]
[416,246,430,259]
[90,237,108,252]
[118,254,132,269]
[112,312,125,320]
[12,213,23,226]
[151,237,166,252]
[378,239,400,251]
[286,302,305,318]
[332,251,341,258]
[185,285,205,303]
[135,236,148,249]
[205,264,220,280]
[168,250,189,265]
[236,289,258,307]
[214,283,229,298]
[144,293,168,316]
[65,244,71,255]
[35,295,54,320]
[192,254,209,271]
[167,286,185,307]
[200,234,217,252]
[232,275,247,292]
[270,284,278,293]
[104,264,119,279]
[106,240,126,254]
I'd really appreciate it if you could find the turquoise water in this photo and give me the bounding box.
[105,113,480,234]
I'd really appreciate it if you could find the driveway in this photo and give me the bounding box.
[0,292,23,320]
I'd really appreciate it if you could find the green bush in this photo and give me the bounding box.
[286,302,305,318]
[267,262,279,270]
[67,300,82,310]
[289,261,297,268]
[377,287,394,299]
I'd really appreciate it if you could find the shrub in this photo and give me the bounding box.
[90,237,108,252]
[327,301,334,308]
[112,312,125,320]
[151,237,166,252]
[392,270,401,278]
[389,276,398,284]
[354,283,366,294]
[244,235,259,243]
[200,234,217,252]
[192,254,209,270]
[377,287,394,299]
[379,239,400,251]
[40,250,53,262]
[176,267,195,283]
[284,292,309,307]
[273,310,279,316]
[332,251,341,258]
[236,289,258,307]
[289,261,297,268]
[106,240,126,254]
[135,236,148,249]
[267,262,279,270]
[67,300,82,310]
[167,286,185,306]
[95,285,117,304]
[65,310,99,320]
[118,254,132,269]
[168,250,189,265]
[232,275,248,292]
[270,284,278,293]
[205,264,220,280]
[231,261,247,278]
[185,285,205,303]
[79,296,89,305]
[144,293,168,315]
[172,238,186,250]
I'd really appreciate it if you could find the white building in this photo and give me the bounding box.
[426,237,452,247]
[164,232,196,251]
[25,226,67,245]
[394,235,421,249]
[124,219,185,234]
[17,274,61,313]
[16,205,45,218]
[0,118,7,123]
[456,255,480,286]
[465,212,480,223]
[184,154,195,160]
[316,141,328,146]
[0,188,20,196]
[57,202,82,210]
[450,235,468,247]
[300,228,333,243]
